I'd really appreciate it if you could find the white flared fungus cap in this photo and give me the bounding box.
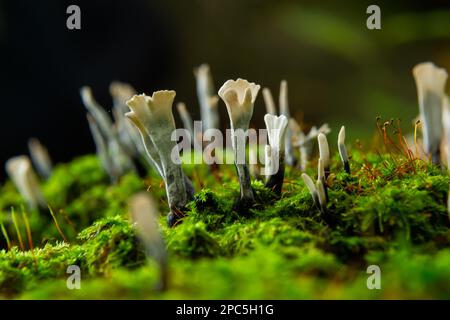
[263,114,288,176]
[5,156,45,209]
[126,91,177,135]
[318,133,330,169]
[264,114,288,152]
[125,91,178,177]
[218,78,260,130]
[413,62,448,156]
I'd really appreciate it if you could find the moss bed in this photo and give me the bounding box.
[0,145,450,299]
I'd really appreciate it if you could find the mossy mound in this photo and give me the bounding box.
[0,149,449,299]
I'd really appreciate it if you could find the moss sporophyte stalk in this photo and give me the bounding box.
[0,62,450,299]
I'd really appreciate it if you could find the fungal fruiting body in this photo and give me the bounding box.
[301,173,320,211]
[264,114,288,195]
[194,64,220,132]
[338,126,350,174]
[279,80,297,167]
[413,62,448,165]
[5,156,46,210]
[126,91,194,226]
[176,102,195,143]
[291,119,330,171]
[315,179,327,215]
[130,192,168,291]
[81,86,136,182]
[262,88,277,115]
[28,138,53,179]
[218,78,260,207]
[317,158,328,202]
[317,133,330,178]
[86,113,117,182]
[109,81,143,158]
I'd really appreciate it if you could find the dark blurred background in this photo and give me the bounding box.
[1,0,450,179]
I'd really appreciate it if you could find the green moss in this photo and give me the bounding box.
[0,149,449,299]
[167,221,222,258]
[77,215,145,274]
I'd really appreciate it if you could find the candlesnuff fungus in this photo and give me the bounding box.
[28,138,53,179]
[5,156,46,210]
[442,97,450,168]
[109,81,142,157]
[194,64,220,131]
[315,179,327,215]
[301,173,320,212]
[80,86,136,182]
[86,113,118,183]
[176,102,195,142]
[130,192,168,291]
[412,62,448,165]
[263,114,288,195]
[80,86,114,136]
[291,119,330,171]
[317,158,328,202]
[318,133,330,178]
[338,126,350,174]
[279,80,297,167]
[218,78,260,207]
[262,88,277,115]
[126,91,194,226]
[301,169,327,215]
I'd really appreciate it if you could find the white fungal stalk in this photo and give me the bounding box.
[317,158,328,202]
[262,88,277,115]
[291,119,330,171]
[413,62,448,164]
[279,80,297,167]
[301,173,320,210]
[318,133,330,177]
[176,102,195,142]
[219,78,260,206]
[109,81,142,157]
[447,184,450,220]
[126,91,193,225]
[194,64,220,131]
[130,192,168,291]
[317,158,325,184]
[81,86,136,181]
[315,179,327,214]
[338,126,350,174]
[5,156,46,210]
[441,96,450,167]
[263,114,288,194]
[87,114,118,183]
[80,86,114,136]
[28,138,53,179]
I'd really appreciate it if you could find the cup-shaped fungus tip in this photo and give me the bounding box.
[218,78,260,129]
